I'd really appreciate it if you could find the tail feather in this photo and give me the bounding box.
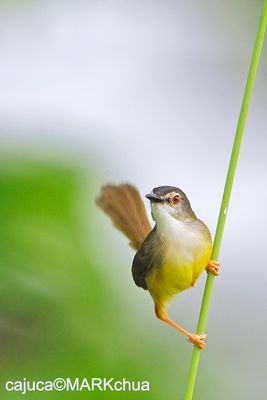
[96,184,152,250]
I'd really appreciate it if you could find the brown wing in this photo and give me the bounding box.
[132,227,162,290]
[96,183,152,250]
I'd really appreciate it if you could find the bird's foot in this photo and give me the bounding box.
[187,333,207,349]
[206,260,220,276]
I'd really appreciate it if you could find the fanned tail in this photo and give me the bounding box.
[96,183,152,250]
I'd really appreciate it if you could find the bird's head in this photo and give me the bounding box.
[146,186,196,224]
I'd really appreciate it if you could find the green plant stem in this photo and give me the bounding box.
[184,2,267,399]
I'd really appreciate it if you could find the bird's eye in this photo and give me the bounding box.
[171,195,180,205]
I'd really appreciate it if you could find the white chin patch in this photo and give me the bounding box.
[151,202,172,223]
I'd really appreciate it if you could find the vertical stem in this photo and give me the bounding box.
[184,2,267,399]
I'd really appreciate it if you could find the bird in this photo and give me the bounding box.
[96,183,219,349]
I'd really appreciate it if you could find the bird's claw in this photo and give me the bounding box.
[187,333,207,349]
[206,260,220,276]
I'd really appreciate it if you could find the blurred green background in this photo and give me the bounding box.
[0,0,266,399]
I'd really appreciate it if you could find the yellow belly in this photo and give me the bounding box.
[146,242,212,304]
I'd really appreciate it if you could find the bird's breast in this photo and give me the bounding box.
[146,219,212,302]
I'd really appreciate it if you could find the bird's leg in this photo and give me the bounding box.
[154,304,206,349]
[206,260,220,276]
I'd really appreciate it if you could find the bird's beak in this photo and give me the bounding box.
[145,193,164,202]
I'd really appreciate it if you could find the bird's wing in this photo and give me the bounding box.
[132,227,161,290]
[96,183,152,250]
